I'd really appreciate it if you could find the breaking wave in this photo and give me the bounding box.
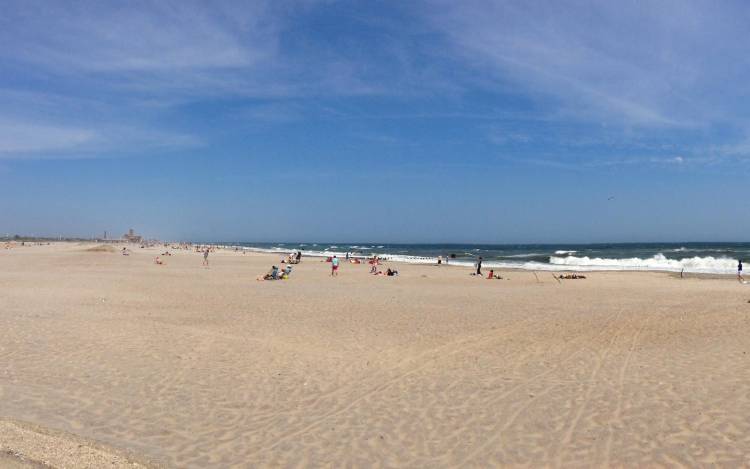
[223,244,742,275]
[549,253,737,274]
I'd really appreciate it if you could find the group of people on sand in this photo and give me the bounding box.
[318,254,398,277]
[153,247,209,266]
[467,257,484,276]
[134,246,750,285]
[284,251,302,264]
[373,268,398,276]
[368,256,381,274]
[257,252,303,280]
[369,257,398,276]
[257,264,293,281]
[436,254,458,266]
[1,241,50,249]
[558,273,586,280]
[437,255,450,266]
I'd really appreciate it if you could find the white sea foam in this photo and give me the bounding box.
[503,253,543,258]
[224,245,740,275]
[549,253,737,274]
[554,250,577,255]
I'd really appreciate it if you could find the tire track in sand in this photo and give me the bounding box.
[250,306,627,459]
[448,308,627,466]
[554,308,630,468]
[246,308,607,456]
[244,320,535,452]
[601,316,649,467]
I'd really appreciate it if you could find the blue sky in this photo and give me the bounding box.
[2,0,750,243]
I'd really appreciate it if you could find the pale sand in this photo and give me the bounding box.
[1,242,750,467]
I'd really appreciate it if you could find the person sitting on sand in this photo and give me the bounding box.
[154,256,164,265]
[386,268,398,276]
[281,265,292,279]
[257,266,279,281]
[486,269,502,279]
[121,247,129,256]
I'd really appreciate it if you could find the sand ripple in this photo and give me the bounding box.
[2,243,750,466]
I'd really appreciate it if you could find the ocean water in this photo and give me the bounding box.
[221,242,750,275]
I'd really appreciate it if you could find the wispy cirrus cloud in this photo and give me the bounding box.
[0,119,200,159]
[0,0,416,100]
[0,121,95,154]
[423,0,750,129]
[4,0,750,166]
[0,1,275,72]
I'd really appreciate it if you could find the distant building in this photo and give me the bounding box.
[122,228,142,243]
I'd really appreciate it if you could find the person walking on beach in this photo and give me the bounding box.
[331,255,340,276]
[739,260,744,282]
[476,256,483,276]
[203,248,209,267]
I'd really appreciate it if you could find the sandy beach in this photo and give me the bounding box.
[2,242,750,467]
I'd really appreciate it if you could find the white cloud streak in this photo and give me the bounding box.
[0,119,200,159]
[3,0,750,164]
[0,121,95,154]
[424,0,750,129]
[1,1,276,72]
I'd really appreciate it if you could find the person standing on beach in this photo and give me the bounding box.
[437,255,443,266]
[203,248,209,267]
[738,260,744,282]
[476,256,483,276]
[331,255,339,276]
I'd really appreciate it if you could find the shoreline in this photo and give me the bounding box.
[7,240,744,276]
[219,243,744,277]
